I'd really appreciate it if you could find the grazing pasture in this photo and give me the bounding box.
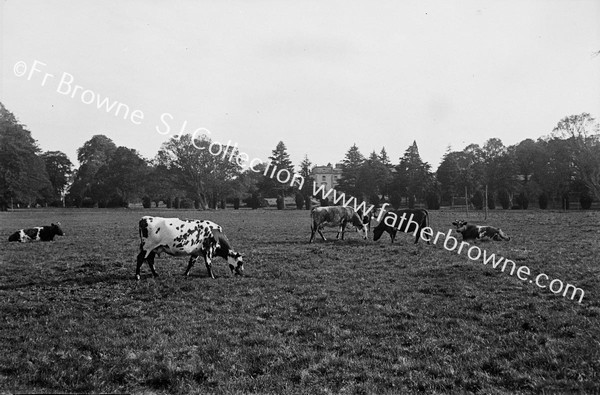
[0,208,599,394]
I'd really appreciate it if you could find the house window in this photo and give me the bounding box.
[322,175,326,181]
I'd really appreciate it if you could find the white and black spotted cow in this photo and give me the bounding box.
[452,220,511,241]
[309,206,369,243]
[8,223,64,242]
[136,216,244,280]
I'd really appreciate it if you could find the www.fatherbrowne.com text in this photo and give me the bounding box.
[311,182,585,304]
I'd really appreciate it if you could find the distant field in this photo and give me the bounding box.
[0,208,599,394]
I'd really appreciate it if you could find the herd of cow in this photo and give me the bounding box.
[6,206,511,279]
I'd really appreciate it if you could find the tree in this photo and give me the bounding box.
[157,134,242,209]
[481,138,515,205]
[94,147,148,206]
[552,113,600,202]
[394,141,433,208]
[298,155,313,200]
[263,141,295,207]
[68,134,117,205]
[338,144,365,198]
[41,151,73,204]
[144,162,180,207]
[376,147,394,201]
[0,102,52,209]
[357,151,391,205]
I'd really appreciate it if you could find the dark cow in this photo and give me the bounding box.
[373,209,430,244]
[452,220,511,241]
[8,223,64,242]
[136,216,244,280]
[309,206,369,243]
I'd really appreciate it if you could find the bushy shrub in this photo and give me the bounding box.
[142,196,152,209]
[48,200,63,208]
[244,193,262,209]
[233,197,240,210]
[370,194,381,208]
[180,199,193,209]
[516,192,529,209]
[276,196,285,210]
[107,195,127,208]
[305,195,312,210]
[81,197,95,208]
[498,189,510,209]
[487,193,495,210]
[580,192,593,210]
[538,193,548,210]
[295,193,304,209]
[390,193,401,209]
[425,192,440,210]
[471,191,484,210]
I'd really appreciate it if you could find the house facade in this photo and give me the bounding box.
[312,163,343,190]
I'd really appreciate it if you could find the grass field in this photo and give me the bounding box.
[0,208,599,394]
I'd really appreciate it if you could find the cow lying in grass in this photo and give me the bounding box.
[309,206,370,243]
[136,216,244,280]
[8,223,64,242]
[452,220,511,241]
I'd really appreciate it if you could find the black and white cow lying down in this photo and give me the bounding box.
[309,206,370,243]
[8,223,64,242]
[136,216,244,280]
[452,220,511,241]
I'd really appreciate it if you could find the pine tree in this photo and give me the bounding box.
[394,141,433,207]
[267,141,294,208]
[299,155,313,197]
[338,144,364,198]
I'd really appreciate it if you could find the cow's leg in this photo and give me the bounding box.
[309,224,316,243]
[414,228,420,244]
[146,251,158,277]
[203,254,215,279]
[318,226,327,241]
[135,250,146,280]
[339,223,346,240]
[184,255,197,276]
[390,230,396,243]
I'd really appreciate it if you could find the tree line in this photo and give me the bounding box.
[1,101,598,211]
[335,113,600,210]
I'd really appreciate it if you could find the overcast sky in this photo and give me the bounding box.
[1,0,599,170]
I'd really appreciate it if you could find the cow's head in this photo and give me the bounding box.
[452,220,468,233]
[52,222,65,236]
[351,213,369,240]
[227,251,244,276]
[361,211,372,232]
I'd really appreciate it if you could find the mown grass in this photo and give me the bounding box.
[0,208,599,394]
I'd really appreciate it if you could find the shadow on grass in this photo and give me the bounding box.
[0,272,133,291]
